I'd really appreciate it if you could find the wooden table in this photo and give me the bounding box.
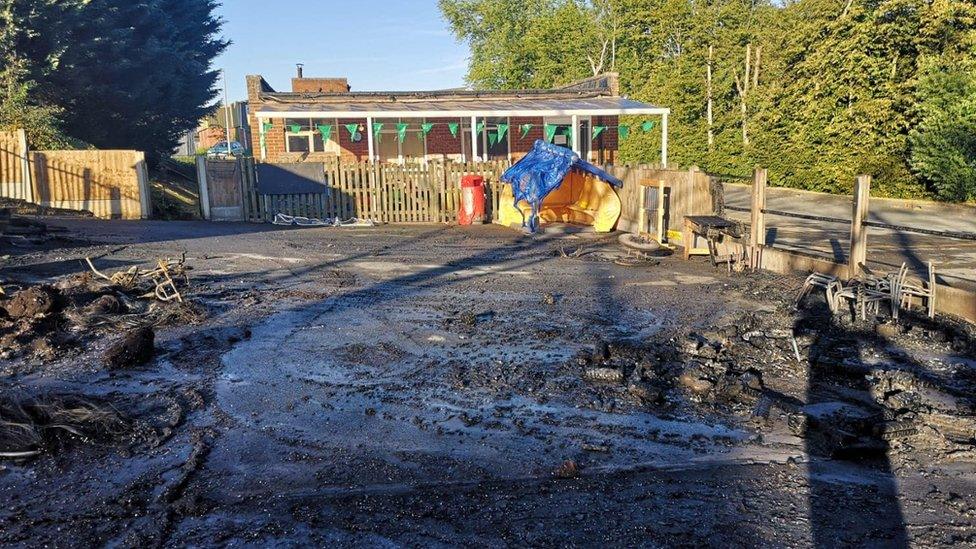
[683,215,739,262]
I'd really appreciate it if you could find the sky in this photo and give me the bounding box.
[213,0,470,102]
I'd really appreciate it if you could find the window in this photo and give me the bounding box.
[544,116,591,157]
[482,117,510,161]
[374,118,428,163]
[284,118,340,154]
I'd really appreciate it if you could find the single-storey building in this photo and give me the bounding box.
[245,68,669,166]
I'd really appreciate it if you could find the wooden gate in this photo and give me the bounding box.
[197,158,244,221]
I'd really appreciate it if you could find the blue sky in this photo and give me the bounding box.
[213,1,469,101]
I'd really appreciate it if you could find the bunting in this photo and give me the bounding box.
[372,122,384,142]
[448,122,459,138]
[520,123,532,138]
[641,120,656,132]
[396,122,408,142]
[261,122,273,133]
[289,124,302,134]
[618,125,630,139]
[496,123,509,140]
[420,122,435,140]
[544,124,557,143]
[592,125,607,139]
[316,124,332,141]
[344,123,360,139]
[476,121,485,134]
[488,132,498,146]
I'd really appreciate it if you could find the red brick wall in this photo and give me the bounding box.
[425,117,466,160]
[592,115,619,164]
[510,116,544,160]
[261,119,286,161]
[336,118,369,161]
[291,78,349,93]
[196,127,226,150]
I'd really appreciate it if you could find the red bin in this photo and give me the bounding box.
[458,175,485,225]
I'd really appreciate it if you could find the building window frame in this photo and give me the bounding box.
[284,117,341,154]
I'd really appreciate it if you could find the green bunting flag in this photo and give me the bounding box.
[563,127,573,147]
[641,120,656,132]
[544,124,557,143]
[372,122,384,143]
[618,125,630,139]
[448,122,459,138]
[592,125,607,139]
[520,124,532,138]
[396,123,408,143]
[420,122,435,140]
[316,124,332,141]
[262,122,273,133]
[344,123,360,139]
[476,121,485,134]
[496,123,509,140]
[488,132,498,146]
[289,124,302,134]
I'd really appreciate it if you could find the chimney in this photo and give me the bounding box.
[296,63,304,79]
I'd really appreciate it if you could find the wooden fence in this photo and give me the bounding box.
[29,150,150,219]
[0,130,150,219]
[0,129,31,201]
[210,157,714,231]
[231,158,510,224]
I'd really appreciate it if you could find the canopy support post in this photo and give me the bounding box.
[661,112,669,168]
[366,116,375,162]
[571,114,580,157]
[470,115,479,161]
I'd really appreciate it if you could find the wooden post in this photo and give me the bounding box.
[135,152,152,219]
[17,129,33,203]
[657,179,666,243]
[196,156,211,220]
[750,168,767,268]
[849,174,871,278]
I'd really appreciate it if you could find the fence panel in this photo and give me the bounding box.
[0,130,29,201]
[29,150,146,219]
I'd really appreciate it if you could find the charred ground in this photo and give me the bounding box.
[0,217,974,546]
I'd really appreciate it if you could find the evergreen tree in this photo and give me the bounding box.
[909,58,976,202]
[440,0,976,201]
[1,0,228,158]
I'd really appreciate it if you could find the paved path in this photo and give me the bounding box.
[723,184,976,289]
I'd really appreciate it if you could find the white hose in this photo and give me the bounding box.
[272,213,376,227]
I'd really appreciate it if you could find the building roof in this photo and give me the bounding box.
[249,72,668,119]
[255,96,665,119]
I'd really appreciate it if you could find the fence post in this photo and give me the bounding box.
[195,156,211,220]
[849,174,871,278]
[749,168,767,268]
[135,152,152,219]
[17,129,34,203]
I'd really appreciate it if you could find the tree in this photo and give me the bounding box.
[0,59,67,149]
[1,0,228,157]
[909,58,976,202]
[0,0,78,148]
[439,0,976,201]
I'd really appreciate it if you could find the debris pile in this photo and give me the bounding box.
[572,296,976,463]
[0,257,204,369]
[0,394,129,459]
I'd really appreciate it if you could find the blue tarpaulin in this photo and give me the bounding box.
[500,140,622,232]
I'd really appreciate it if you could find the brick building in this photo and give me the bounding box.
[246,69,669,166]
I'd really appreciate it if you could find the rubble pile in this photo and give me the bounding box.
[573,298,976,463]
[0,258,204,370]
